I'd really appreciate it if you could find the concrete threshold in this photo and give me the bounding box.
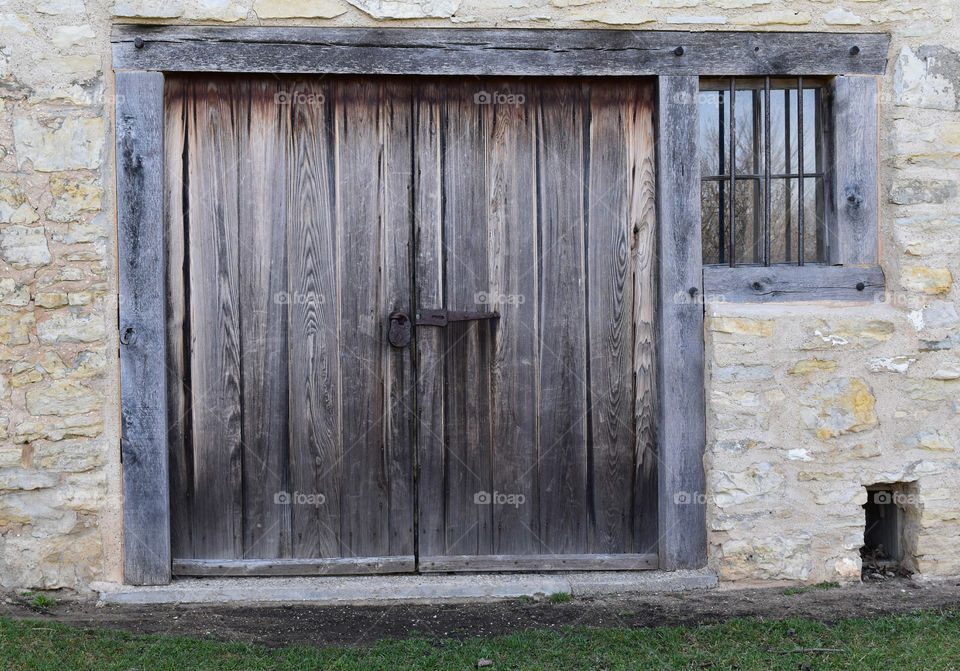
[96,570,718,606]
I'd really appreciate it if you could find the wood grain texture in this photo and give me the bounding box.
[173,556,414,576]
[419,553,657,572]
[438,80,493,557]
[586,82,635,554]
[113,26,890,77]
[703,264,885,303]
[656,76,707,570]
[485,81,540,556]
[238,78,292,559]
[285,77,341,558]
[163,74,662,572]
[336,78,390,558]
[164,76,191,563]
[828,76,879,266]
[117,70,171,585]
[535,81,589,555]
[185,78,244,560]
[413,82,447,562]
[627,85,660,556]
[378,80,417,559]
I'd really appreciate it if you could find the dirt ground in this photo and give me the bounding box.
[3,577,960,648]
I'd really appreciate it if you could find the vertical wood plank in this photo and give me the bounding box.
[585,81,635,554]
[828,76,879,265]
[335,78,390,558]
[378,79,416,558]
[627,83,660,556]
[117,70,171,585]
[238,78,292,559]
[414,82,447,561]
[185,78,244,559]
[440,80,493,556]
[536,81,589,554]
[286,78,341,558]
[656,75,706,570]
[486,82,540,556]
[163,76,192,562]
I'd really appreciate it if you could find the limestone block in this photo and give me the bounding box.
[868,356,915,373]
[712,364,774,383]
[824,7,861,24]
[719,535,812,580]
[184,0,251,20]
[731,10,811,25]
[36,0,87,14]
[706,317,774,337]
[0,280,29,307]
[902,266,953,295]
[0,177,38,224]
[0,226,50,269]
[14,414,103,443]
[112,0,185,17]
[13,117,105,171]
[711,463,784,507]
[801,319,894,349]
[46,174,102,222]
[893,45,959,110]
[49,25,96,49]
[32,441,105,473]
[37,312,104,345]
[789,359,837,374]
[0,308,36,346]
[345,0,459,19]
[799,377,878,440]
[890,178,957,205]
[25,381,102,416]
[895,429,955,452]
[254,0,348,16]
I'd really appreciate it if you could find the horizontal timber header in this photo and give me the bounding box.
[112,26,890,76]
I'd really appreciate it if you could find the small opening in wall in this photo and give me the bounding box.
[861,482,918,581]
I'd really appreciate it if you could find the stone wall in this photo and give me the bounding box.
[0,0,956,589]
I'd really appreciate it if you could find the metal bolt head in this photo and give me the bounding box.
[134,37,144,49]
[673,46,684,56]
[849,45,860,56]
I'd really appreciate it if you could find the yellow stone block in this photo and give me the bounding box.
[903,266,953,295]
[789,359,837,374]
[706,317,775,337]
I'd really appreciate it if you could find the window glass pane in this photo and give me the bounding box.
[701,179,723,264]
[699,90,727,176]
[734,89,759,175]
[699,78,825,267]
[733,179,763,265]
[802,87,819,174]
[769,177,797,264]
[769,89,787,174]
[803,176,825,263]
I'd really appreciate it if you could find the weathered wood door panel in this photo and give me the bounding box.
[165,74,657,574]
[415,79,659,570]
[166,76,416,572]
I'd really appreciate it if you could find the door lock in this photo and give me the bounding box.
[387,308,500,347]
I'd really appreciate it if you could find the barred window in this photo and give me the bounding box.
[700,77,826,267]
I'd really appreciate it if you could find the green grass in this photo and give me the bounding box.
[27,594,56,609]
[548,591,572,603]
[1,610,959,670]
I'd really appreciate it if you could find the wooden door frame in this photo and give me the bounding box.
[114,26,889,585]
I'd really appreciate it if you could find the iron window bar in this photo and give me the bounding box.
[702,76,823,267]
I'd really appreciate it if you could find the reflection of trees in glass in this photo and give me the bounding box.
[699,83,824,266]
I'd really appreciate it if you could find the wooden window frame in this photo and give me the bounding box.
[701,75,885,301]
[113,26,890,584]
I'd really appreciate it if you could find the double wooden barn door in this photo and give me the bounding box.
[164,74,659,575]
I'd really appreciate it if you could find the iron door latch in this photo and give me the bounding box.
[388,308,500,347]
